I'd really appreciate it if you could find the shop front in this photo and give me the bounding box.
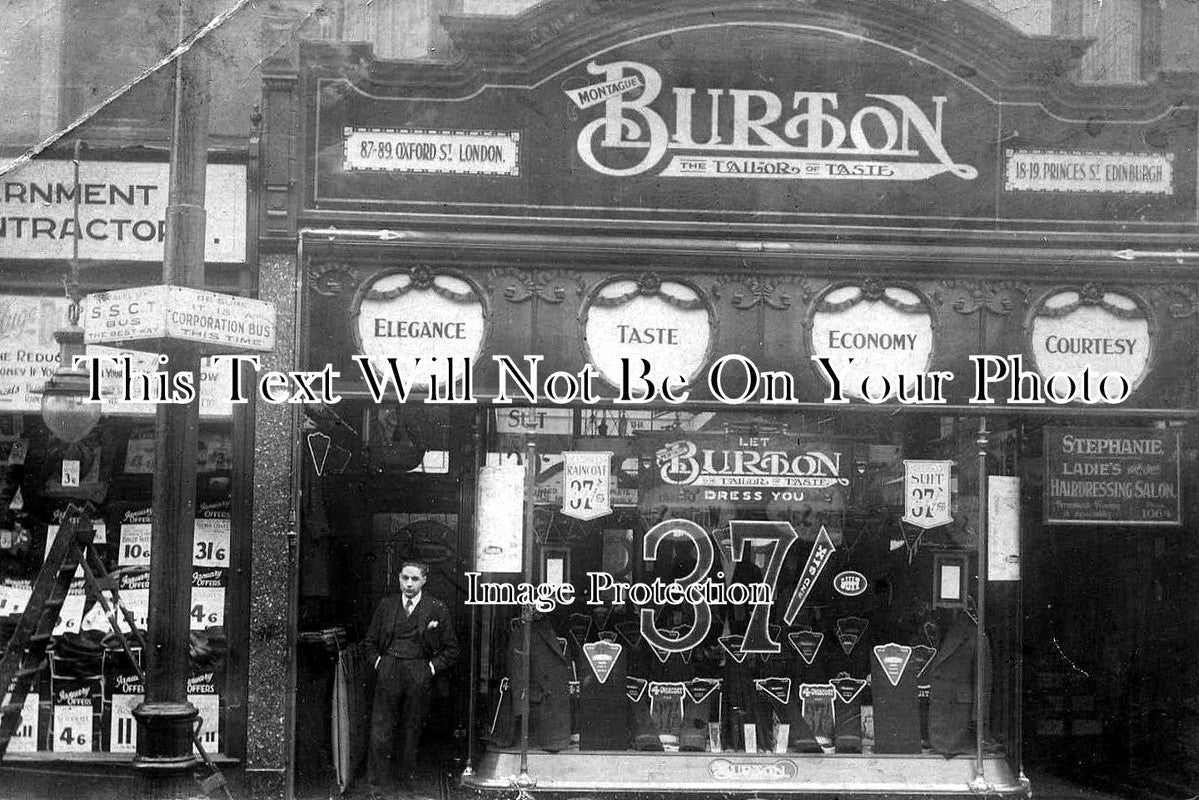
[0,148,252,784]
[251,1,1199,797]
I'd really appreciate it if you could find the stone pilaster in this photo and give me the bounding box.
[245,253,299,800]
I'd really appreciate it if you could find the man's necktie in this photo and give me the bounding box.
[406,599,414,616]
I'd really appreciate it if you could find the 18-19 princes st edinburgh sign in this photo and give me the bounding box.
[306,19,1197,234]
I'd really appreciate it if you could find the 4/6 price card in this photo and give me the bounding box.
[52,702,94,753]
[190,586,225,630]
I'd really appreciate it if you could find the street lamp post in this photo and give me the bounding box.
[130,0,211,794]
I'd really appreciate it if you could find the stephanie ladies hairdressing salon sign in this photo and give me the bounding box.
[1044,427,1181,525]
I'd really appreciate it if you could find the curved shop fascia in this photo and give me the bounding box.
[252,1,1198,798]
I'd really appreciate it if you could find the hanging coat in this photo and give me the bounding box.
[491,615,574,752]
[925,611,991,755]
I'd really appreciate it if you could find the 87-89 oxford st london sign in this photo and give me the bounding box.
[569,59,979,183]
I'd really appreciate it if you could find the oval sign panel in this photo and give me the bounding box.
[833,570,868,597]
[354,269,487,390]
[1029,288,1151,398]
[809,284,934,401]
[582,274,714,397]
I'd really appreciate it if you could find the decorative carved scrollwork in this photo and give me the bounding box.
[1145,285,1199,319]
[1079,282,1107,306]
[410,265,436,290]
[934,280,1030,315]
[309,264,361,296]
[636,271,663,296]
[710,275,811,310]
[357,266,479,304]
[1031,285,1144,321]
[489,268,585,304]
[589,272,704,310]
[859,277,886,302]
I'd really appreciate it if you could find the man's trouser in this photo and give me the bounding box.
[368,656,432,785]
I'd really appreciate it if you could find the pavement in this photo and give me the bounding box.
[3,761,1194,800]
[1027,767,1198,800]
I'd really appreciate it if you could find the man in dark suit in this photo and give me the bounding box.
[363,560,459,794]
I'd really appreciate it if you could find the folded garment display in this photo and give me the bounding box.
[50,631,105,678]
[190,626,228,667]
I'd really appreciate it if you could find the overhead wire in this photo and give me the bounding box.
[0,0,255,180]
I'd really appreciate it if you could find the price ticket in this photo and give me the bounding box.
[52,704,94,753]
[119,524,152,566]
[189,586,225,630]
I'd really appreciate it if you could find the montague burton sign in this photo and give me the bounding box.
[311,19,1197,234]
[571,60,979,183]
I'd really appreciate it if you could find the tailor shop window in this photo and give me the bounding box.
[0,412,232,757]
[476,410,995,758]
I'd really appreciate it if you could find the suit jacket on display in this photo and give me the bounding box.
[924,611,991,755]
[575,639,631,750]
[870,644,921,754]
[491,615,574,752]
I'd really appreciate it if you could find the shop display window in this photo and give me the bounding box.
[0,413,232,757]
[474,409,994,759]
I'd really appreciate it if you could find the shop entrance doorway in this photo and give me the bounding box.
[293,404,477,798]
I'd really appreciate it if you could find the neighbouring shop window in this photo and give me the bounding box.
[474,410,994,758]
[0,292,234,757]
[0,410,233,756]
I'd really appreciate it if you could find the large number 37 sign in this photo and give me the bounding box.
[640,519,836,655]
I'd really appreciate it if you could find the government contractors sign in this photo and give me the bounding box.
[1044,427,1180,525]
[0,160,245,262]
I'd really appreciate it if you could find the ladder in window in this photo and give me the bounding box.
[0,506,230,798]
